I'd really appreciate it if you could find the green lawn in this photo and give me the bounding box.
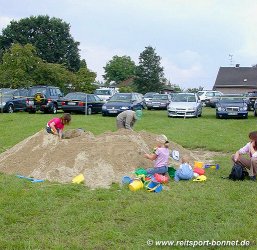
[0,108,256,249]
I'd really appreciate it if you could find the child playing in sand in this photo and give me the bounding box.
[46,113,71,139]
[144,134,169,175]
[174,155,193,182]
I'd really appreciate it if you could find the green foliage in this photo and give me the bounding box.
[74,67,97,93]
[0,15,81,71]
[187,86,204,93]
[118,86,135,93]
[134,46,165,94]
[103,55,136,84]
[0,43,43,88]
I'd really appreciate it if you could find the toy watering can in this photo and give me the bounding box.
[72,174,84,184]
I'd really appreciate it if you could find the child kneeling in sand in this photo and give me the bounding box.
[144,134,169,175]
[174,155,193,182]
[46,113,71,139]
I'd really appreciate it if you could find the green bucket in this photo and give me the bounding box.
[134,168,147,176]
[168,166,176,178]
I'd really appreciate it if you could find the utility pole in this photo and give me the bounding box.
[229,54,234,66]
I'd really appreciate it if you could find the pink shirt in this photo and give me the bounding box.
[239,142,257,158]
[154,147,169,168]
[47,118,64,130]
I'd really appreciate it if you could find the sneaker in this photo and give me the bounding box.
[249,176,256,181]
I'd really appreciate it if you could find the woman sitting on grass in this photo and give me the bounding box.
[232,131,257,181]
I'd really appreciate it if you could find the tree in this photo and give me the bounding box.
[134,46,165,94]
[74,67,97,93]
[186,86,204,93]
[0,15,81,71]
[0,43,43,88]
[103,55,136,84]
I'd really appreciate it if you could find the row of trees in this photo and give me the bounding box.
[0,15,203,94]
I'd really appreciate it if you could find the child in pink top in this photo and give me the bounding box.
[46,113,71,139]
[144,134,170,175]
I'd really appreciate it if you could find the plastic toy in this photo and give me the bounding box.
[193,175,207,182]
[72,174,84,184]
[194,161,204,168]
[204,164,220,170]
[171,150,180,161]
[129,179,144,191]
[193,168,205,175]
[16,175,44,183]
[144,181,162,192]
[153,173,169,183]
[122,176,132,184]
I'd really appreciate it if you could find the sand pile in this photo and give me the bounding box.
[0,129,217,188]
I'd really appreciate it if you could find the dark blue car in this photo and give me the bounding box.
[102,93,144,116]
[216,94,248,119]
[1,88,29,113]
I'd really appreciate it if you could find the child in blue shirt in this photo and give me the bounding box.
[174,155,193,182]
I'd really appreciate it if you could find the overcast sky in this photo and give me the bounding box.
[1,0,257,89]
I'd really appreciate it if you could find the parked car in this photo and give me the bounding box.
[215,94,248,119]
[3,88,29,113]
[167,93,202,118]
[94,87,118,103]
[245,91,257,110]
[0,89,16,112]
[102,92,143,116]
[143,92,159,105]
[61,92,104,115]
[26,86,63,114]
[146,94,172,110]
[197,90,223,106]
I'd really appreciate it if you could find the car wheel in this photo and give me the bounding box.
[7,104,14,113]
[87,107,92,115]
[254,110,257,117]
[29,110,36,114]
[51,104,57,114]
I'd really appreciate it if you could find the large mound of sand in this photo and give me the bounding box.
[0,129,218,188]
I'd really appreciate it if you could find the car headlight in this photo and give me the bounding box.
[102,105,107,110]
[240,105,247,111]
[121,106,129,110]
[168,106,175,111]
[0,102,6,107]
[217,107,223,111]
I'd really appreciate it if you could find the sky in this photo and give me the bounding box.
[1,0,257,90]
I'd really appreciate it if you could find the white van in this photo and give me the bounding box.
[94,88,118,102]
[197,90,223,106]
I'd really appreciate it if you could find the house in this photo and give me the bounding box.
[213,65,257,94]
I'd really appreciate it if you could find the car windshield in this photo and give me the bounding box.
[219,96,244,102]
[64,93,87,100]
[152,95,168,100]
[28,88,47,96]
[109,93,132,102]
[144,93,157,98]
[94,89,111,95]
[247,92,257,97]
[173,94,196,102]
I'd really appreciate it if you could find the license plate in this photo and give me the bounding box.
[68,102,76,105]
[228,112,237,115]
[109,110,117,113]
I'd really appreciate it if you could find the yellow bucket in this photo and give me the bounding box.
[194,161,204,168]
[129,179,143,191]
[72,174,85,184]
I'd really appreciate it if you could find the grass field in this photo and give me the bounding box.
[0,108,256,249]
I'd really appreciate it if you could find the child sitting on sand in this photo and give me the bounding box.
[144,134,169,175]
[174,155,194,182]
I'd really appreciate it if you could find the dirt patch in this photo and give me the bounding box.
[0,129,223,188]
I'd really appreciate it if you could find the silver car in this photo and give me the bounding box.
[167,93,202,118]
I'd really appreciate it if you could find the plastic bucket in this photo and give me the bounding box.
[154,173,169,183]
[194,161,204,168]
[145,181,163,193]
[122,176,132,184]
[72,174,85,184]
[129,179,144,191]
